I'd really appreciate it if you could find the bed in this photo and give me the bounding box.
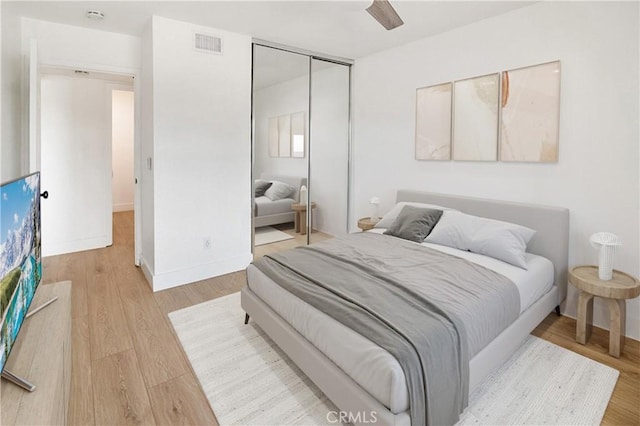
[242,190,569,425]
[254,173,307,228]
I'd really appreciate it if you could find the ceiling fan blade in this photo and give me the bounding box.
[366,0,404,31]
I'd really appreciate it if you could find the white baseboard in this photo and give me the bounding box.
[113,203,134,212]
[148,253,252,292]
[42,235,112,257]
[139,256,154,290]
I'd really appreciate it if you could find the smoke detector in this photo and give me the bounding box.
[86,10,104,20]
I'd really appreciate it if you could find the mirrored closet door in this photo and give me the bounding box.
[251,44,351,254]
[308,58,350,244]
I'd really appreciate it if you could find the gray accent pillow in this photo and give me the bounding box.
[254,179,272,197]
[264,180,295,201]
[383,205,443,243]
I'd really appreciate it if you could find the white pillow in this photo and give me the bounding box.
[375,202,452,229]
[264,180,294,201]
[425,210,536,269]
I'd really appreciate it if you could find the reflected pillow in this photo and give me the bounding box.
[255,179,272,198]
[375,202,452,229]
[264,180,294,201]
[383,205,443,243]
[425,210,536,269]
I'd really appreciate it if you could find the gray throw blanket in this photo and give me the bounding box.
[252,233,520,425]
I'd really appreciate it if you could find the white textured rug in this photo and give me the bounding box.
[254,226,294,246]
[457,336,618,425]
[169,293,619,426]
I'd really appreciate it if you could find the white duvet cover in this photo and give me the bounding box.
[247,232,553,414]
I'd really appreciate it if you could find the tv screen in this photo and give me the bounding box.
[0,172,42,372]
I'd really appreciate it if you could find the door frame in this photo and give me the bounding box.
[26,45,142,263]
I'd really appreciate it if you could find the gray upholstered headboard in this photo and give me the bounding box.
[259,173,307,202]
[396,190,570,304]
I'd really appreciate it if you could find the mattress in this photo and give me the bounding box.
[254,196,294,217]
[246,233,554,414]
[368,229,554,314]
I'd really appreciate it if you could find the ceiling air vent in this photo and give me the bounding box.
[194,33,223,55]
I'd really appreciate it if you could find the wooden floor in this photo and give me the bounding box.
[253,222,332,259]
[40,212,639,425]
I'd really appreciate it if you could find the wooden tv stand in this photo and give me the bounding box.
[1,281,72,425]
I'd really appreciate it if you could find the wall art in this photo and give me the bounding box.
[500,61,561,162]
[415,82,452,160]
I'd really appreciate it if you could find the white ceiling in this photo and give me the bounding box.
[4,1,534,60]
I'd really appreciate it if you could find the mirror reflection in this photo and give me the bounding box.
[252,44,350,257]
[268,112,305,158]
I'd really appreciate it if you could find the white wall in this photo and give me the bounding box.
[352,2,640,338]
[1,2,3,180]
[148,16,252,290]
[21,18,141,72]
[112,89,134,212]
[1,8,22,181]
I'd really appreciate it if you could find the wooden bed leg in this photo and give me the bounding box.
[555,305,561,316]
[244,313,250,324]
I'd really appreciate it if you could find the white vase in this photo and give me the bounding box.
[598,246,614,280]
[299,186,307,205]
[589,232,622,281]
[370,205,379,222]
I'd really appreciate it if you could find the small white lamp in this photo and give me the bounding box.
[370,197,380,223]
[590,232,623,280]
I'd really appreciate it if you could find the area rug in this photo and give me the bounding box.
[169,292,619,426]
[254,226,294,246]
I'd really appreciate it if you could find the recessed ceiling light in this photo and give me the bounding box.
[86,10,104,20]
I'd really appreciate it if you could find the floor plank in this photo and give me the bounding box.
[61,252,90,319]
[118,281,191,388]
[148,373,219,426]
[92,349,156,426]
[86,249,135,360]
[69,316,95,426]
[153,286,196,317]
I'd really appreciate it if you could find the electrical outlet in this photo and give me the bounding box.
[203,237,211,250]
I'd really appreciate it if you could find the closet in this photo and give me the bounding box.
[252,43,351,247]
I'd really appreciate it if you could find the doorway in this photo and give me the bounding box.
[38,67,135,257]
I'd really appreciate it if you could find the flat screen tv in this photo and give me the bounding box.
[0,172,41,373]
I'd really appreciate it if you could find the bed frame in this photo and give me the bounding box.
[242,190,569,425]
[253,173,307,228]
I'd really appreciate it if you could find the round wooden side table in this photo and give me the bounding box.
[291,202,316,235]
[357,217,379,231]
[569,265,640,357]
